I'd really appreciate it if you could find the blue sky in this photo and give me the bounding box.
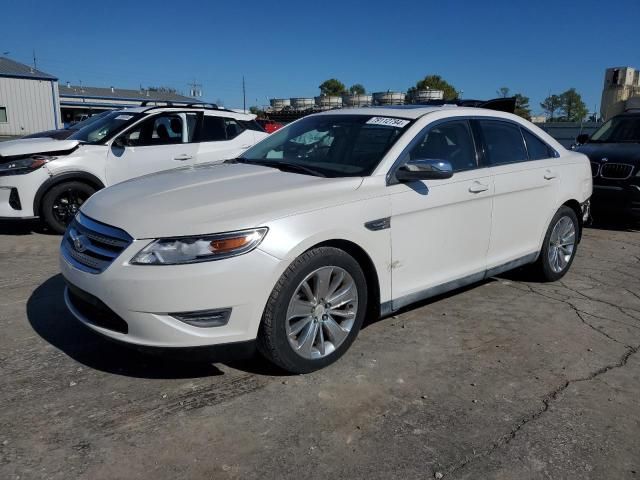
[3,0,639,114]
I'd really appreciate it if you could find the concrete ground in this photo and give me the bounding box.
[0,219,639,480]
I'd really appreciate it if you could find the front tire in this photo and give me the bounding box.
[41,181,96,234]
[533,206,579,282]
[257,247,368,373]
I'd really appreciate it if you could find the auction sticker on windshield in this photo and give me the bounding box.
[366,117,410,128]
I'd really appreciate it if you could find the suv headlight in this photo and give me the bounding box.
[130,228,268,265]
[0,155,54,176]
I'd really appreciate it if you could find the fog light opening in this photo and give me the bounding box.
[171,308,232,328]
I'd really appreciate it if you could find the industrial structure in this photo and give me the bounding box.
[58,83,197,125]
[600,66,640,120]
[0,57,61,137]
[0,56,199,137]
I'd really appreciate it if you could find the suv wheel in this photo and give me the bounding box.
[41,181,96,234]
[534,206,579,281]
[258,247,368,373]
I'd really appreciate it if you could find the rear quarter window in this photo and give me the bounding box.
[522,129,555,160]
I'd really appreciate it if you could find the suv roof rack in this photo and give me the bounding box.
[139,101,248,115]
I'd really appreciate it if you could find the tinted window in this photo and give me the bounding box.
[478,120,527,166]
[70,111,142,144]
[224,118,244,139]
[200,116,226,141]
[240,120,265,132]
[409,120,477,172]
[590,115,640,143]
[522,129,553,160]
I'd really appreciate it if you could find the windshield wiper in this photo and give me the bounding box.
[231,158,326,177]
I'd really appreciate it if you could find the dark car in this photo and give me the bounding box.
[21,111,111,140]
[575,111,640,220]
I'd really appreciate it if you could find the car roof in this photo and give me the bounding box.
[312,105,525,121]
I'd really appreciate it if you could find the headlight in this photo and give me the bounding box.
[0,155,54,176]
[130,228,268,265]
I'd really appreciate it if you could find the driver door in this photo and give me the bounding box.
[388,119,494,308]
[105,112,199,185]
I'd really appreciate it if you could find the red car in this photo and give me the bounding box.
[257,118,283,134]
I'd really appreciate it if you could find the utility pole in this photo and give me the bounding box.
[32,49,37,71]
[188,79,202,98]
[242,76,246,112]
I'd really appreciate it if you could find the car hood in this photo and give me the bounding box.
[0,137,80,159]
[575,143,640,164]
[81,162,365,239]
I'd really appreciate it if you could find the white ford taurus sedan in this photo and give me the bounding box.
[59,106,592,373]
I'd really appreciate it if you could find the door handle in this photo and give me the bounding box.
[544,169,557,180]
[240,144,252,149]
[173,154,193,161]
[468,181,489,193]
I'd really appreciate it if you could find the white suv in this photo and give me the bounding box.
[0,105,268,233]
[60,106,592,373]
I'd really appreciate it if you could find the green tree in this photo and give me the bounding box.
[540,94,562,121]
[319,78,346,96]
[147,86,179,94]
[414,75,458,100]
[559,88,588,122]
[497,86,511,98]
[249,106,264,116]
[513,93,531,120]
[349,83,366,95]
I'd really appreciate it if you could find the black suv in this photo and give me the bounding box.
[575,111,640,220]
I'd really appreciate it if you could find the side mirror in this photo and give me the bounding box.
[576,133,590,145]
[395,158,454,182]
[113,136,127,148]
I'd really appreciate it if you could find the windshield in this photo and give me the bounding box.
[240,114,412,177]
[68,111,143,144]
[68,111,111,131]
[590,115,640,143]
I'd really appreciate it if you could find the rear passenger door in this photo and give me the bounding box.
[475,119,561,270]
[195,115,257,164]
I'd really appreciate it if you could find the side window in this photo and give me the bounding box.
[478,120,528,166]
[199,116,226,142]
[522,128,555,160]
[121,114,184,147]
[0,106,7,123]
[240,120,265,132]
[409,120,477,172]
[185,113,198,142]
[224,118,245,139]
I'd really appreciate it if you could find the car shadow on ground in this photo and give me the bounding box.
[0,219,50,236]
[27,274,229,379]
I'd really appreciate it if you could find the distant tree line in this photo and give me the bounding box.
[251,76,590,123]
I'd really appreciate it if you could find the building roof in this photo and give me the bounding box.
[0,57,57,81]
[59,84,198,103]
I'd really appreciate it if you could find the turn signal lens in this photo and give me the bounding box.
[210,236,251,253]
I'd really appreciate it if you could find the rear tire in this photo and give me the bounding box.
[257,247,368,373]
[41,181,96,234]
[532,206,579,282]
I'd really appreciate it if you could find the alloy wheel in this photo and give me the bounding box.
[285,266,358,360]
[548,216,576,273]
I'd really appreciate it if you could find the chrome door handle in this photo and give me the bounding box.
[173,154,193,161]
[544,169,557,180]
[468,181,489,193]
[240,144,252,148]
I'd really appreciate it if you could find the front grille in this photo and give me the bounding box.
[600,163,634,180]
[590,162,600,177]
[67,283,128,334]
[61,213,132,274]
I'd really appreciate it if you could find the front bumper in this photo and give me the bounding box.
[60,239,285,348]
[0,168,49,218]
[591,181,640,218]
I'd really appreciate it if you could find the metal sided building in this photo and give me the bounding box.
[0,57,61,137]
[58,84,198,125]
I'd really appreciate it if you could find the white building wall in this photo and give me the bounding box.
[0,77,60,136]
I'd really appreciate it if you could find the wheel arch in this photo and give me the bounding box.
[561,199,583,242]
[304,238,382,321]
[33,172,105,217]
